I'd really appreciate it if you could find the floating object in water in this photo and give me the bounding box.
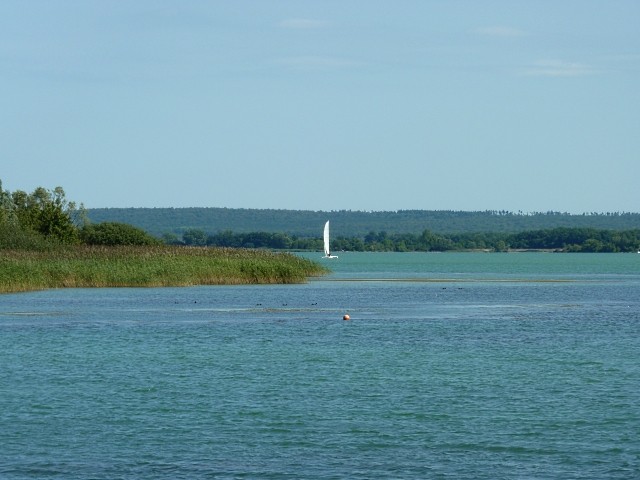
[322,221,338,259]
[343,314,350,321]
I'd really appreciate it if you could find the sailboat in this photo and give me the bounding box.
[322,221,338,259]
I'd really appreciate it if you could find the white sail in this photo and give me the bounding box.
[322,221,338,259]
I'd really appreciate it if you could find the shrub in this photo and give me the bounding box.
[0,222,56,250]
[80,222,160,246]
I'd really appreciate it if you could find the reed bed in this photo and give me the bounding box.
[0,246,328,293]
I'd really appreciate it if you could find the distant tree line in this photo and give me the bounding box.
[171,227,640,253]
[164,229,324,250]
[4,180,639,253]
[87,207,640,237]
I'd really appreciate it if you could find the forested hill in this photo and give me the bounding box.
[86,208,640,237]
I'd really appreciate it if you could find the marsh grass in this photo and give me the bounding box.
[0,246,328,293]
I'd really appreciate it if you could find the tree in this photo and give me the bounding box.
[0,180,16,225]
[581,238,604,252]
[161,232,183,245]
[182,228,207,246]
[9,185,81,244]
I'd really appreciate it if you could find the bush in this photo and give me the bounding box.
[80,222,160,246]
[0,222,56,250]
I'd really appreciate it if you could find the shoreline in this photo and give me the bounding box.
[0,246,329,294]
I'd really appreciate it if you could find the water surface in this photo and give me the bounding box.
[1,253,639,479]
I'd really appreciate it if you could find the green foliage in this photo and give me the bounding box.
[506,228,640,252]
[202,227,640,253]
[1,181,83,248]
[0,181,15,225]
[80,222,161,246]
[5,180,639,254]
[206,230,296,249]
[1,180,165,251]
[0,222,54,250]
[13,186,80,243]
[161,232,182,245]
[0,246,329,293]
[87,207,640,237]
[182,228,208,246]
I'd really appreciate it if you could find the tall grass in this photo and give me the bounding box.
[0,246,328,293]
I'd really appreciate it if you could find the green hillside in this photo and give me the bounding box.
[86,208,640,238]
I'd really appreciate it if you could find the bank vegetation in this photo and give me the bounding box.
[178,226,640,253]
[0,181,327,293]
[0,246,327,293]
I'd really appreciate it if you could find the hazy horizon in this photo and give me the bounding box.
[85,205,640,216]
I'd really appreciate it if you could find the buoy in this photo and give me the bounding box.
[343,314,350,321]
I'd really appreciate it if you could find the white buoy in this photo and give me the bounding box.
[343,314,350,321]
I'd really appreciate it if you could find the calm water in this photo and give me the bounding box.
[1,252,639,479]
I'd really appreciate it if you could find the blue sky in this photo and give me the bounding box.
[1,1,639,212]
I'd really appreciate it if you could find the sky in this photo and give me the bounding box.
[1,1,639,213]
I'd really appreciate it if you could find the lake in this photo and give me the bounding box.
[1,252,639,479]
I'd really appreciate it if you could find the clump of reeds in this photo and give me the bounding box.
[0,246,328,293]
